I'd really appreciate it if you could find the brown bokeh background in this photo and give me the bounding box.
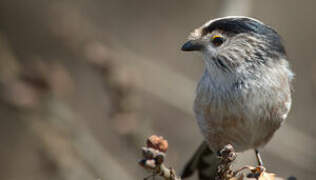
[0,0,315,180]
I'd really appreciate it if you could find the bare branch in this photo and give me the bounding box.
[138,136,289,180]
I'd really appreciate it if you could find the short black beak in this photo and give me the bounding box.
[181,40,203,51]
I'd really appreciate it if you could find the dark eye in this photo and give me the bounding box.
[211,35,224,46]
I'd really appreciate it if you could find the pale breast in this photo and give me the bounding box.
[194,69,291,152]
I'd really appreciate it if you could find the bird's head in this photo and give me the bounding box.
[182,16,287,72]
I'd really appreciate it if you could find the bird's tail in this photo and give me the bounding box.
[181,141,219,180]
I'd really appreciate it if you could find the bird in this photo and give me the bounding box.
[180,16,294,180]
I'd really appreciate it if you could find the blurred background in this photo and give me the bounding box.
[0,0,315,179]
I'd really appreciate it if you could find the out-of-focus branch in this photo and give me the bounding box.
[26,99,135,180]
[0,58,135,179]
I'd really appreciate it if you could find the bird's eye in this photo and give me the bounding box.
[211,35,224,47]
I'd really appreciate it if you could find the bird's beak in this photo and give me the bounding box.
[181,40,203,51]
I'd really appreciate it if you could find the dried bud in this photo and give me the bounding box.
[218,144,236,162]
[146,135,168,152]
[145,159,157,169]
[155,154,165,165]
[250,166,265,175]
[142,147,154,159]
